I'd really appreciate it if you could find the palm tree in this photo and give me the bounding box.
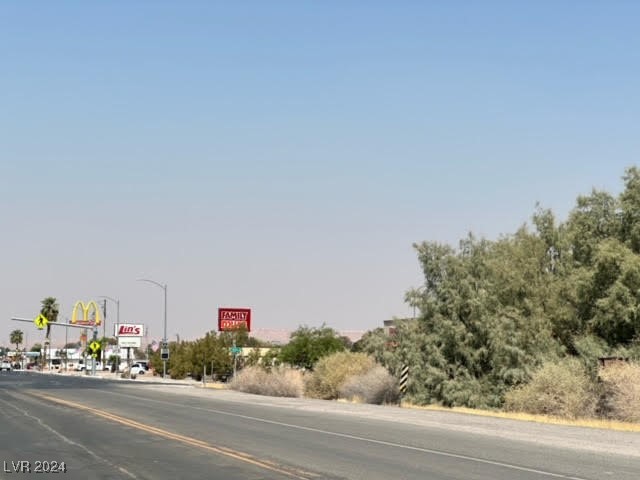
[10,329,23,351]
[40,297,59,368]
[10,329,24,368]
[40,297,59,337]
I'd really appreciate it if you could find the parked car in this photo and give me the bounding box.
[1,360,12,372]
[130,363,148,376]
[133,360,149,370]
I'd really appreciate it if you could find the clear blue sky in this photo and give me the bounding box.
[2,2,639,345]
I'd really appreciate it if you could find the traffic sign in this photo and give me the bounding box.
[89,340,101,353]
[230,346,242,355]
[34,314,49,330]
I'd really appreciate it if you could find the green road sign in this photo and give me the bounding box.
[230,347,241,355]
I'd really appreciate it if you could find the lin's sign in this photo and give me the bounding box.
[114,323,144,348]
[114,324,144,337]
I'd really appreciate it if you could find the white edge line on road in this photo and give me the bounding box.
[103,390,589,480]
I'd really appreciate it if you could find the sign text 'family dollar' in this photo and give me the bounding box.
[218,308,251,332]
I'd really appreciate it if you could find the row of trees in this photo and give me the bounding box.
[148,325,353,380]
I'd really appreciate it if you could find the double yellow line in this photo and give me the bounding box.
[31,392,316,480]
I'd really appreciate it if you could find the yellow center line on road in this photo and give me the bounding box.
[28,391,315,480]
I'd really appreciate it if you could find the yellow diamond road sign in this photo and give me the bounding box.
[34,314,49,330]
[89,341,101,353]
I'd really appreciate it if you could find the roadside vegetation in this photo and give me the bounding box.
[304,352,376,400]
[154,168,640,423]
[338,365,400,405]
[598,362,640,422]
[230,366,304,397]
[354,167,640,423]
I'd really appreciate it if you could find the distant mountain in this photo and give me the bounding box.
[250,329,365,345]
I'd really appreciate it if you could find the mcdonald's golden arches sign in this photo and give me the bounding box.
[70,300,102,326]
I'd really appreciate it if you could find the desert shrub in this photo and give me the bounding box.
[504,358,598,419]
[598,361,640,422]
[230,366,303,397]
[305,352,376,399]
[338,365,400,404]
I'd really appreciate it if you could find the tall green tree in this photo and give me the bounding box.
[565,190,620,266]
[279,325,345,369]
[190,331,232,380]
[368,225,566,408]
[580,239,640,345]
[619,166,640,253]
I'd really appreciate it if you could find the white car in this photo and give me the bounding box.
[75,361,102,371]
[1,361,13,372]
[130,363,148,376]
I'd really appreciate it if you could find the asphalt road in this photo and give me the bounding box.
[0,372,638,480]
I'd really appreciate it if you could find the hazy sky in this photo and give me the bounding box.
[2,2,639,346]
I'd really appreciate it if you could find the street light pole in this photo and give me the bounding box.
[137,278,167,379]
[99,296,120,329]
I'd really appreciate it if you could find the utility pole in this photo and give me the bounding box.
[64,317,68,372]
[102,299,107,367]
[99,296,120,374]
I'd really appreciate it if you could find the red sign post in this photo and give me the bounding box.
[218,308,251,332]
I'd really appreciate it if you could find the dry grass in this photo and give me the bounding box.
[305,352,376,400]
[230,366,304,397]
[504,358,598,419]
[338,365,400,405]
[401,402,640,432]
[598,361,640,423]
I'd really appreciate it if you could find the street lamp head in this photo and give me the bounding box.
[137,278,166,290]
[98,295,119,304]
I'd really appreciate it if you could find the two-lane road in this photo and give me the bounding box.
[1,372,638,479]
